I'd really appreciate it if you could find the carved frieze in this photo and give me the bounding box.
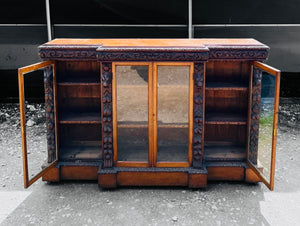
[209,48,269,60]
[97,51,209,62]
[39,47,97,60]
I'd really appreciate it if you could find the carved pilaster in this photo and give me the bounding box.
[44,66,56,163]
[101,62,113,168]
[249,67,262,165]
[193,63,205,168]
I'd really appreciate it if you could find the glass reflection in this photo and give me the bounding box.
[116,66,148,161]
[249,71,276,183]
[157,66,190,162]
[23,68,55,182]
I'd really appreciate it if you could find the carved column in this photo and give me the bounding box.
[249,67,262,165]
[193,63,205,168]
[44,66,56,163]
[101,62,113,168]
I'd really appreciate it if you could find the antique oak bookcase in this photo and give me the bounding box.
[18,39,280,190]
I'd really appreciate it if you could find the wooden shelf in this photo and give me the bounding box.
[58,82,100,86]
[118,124,148,128]
[59,141,102,161]
[157,123,188,128]
[205,82,248,91]
[59,113,101,124]
[204,141,246,161]
[57,76,100,84]
[117,123,188,128]
[205,112,247,125]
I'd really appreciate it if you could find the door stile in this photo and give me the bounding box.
[18,67,28,187]
[112,62,118,164]
[189,62,194,166]
[148,62,154,167]
[152,63,158,167]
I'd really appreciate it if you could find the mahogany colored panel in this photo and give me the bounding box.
[245,168,261,183]
[204,142,246,161]
[42,167,60,182]
[56,61,100,83]
[60,166,98,180]
[205,89,248,114]
[205,124,247,144]
[59,124,101,143]
[59,112,101,124]
[117,172,188,186]
[98,173,117,188]
[207,167,244,181]
[44,38,266,47]
[58,83,100,98]
[205,112,247,125]
[58,97,101,113]
[188,174,207,188]
[206,61,250,85]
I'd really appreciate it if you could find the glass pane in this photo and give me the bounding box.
[157,66,190,162]
[248,70,276,184]
[116,66,148,161]
[23,66,56,183]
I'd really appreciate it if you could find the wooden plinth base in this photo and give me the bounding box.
[42,162,261,188]
[98,167,208,188]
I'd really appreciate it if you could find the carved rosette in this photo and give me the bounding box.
[101,63,113,168]
[193,63,205,168]
[44,66,56,163]
[249,67,262,165]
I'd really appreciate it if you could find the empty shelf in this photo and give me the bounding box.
[204,141,246,161]
[205,112,247,125]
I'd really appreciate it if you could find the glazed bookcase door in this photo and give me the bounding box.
[153,62,193,167]
[247,61,280,190]
[18,61,58,188]
[113,62,152,167]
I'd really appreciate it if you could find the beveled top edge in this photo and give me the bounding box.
[40,38,268,49]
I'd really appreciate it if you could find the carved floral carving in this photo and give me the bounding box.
[249,67,262,165]
[209,48,269,60]
[192,63,205,168]
[101,63,113,167]
[44,66,56,163]
[97,51,209,62]
[39,49,97,60]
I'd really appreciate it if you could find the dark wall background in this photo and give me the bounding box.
[0,0,299,101]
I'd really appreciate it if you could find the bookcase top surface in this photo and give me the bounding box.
[42,38,268,49]
[39,39,269,61]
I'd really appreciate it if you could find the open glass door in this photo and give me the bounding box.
[247,61,280,190]
[18,61,58,188]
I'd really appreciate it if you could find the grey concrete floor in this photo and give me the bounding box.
[0,99,299,226]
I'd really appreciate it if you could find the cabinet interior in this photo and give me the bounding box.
[55,60,251,164]
[56,61,102,162]
[204,60,250,162]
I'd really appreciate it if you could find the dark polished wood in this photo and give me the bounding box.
[19,39,279,190]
